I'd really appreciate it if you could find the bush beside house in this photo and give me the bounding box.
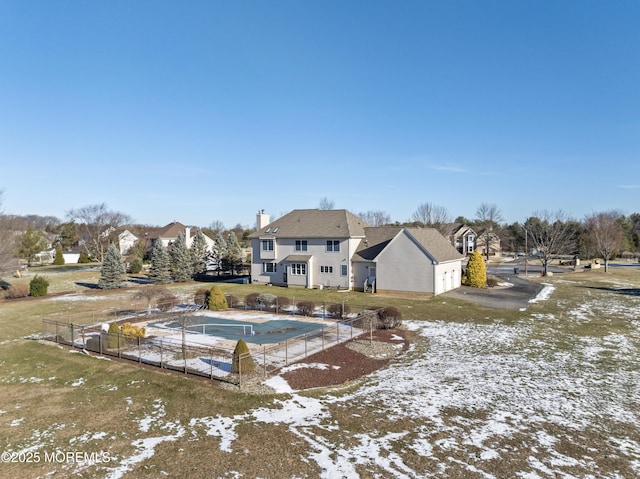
[464,250,487,288]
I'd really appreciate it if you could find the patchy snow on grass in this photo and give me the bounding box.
[189,415,241,452]
[69,377,85,387]
[9,417,25,426]
[103,400,185,479]
[529,283,555,303]
[263,375,293,394]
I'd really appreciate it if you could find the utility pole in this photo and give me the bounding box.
[521,224,528,276]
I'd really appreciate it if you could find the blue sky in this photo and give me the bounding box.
[1,1,638,228]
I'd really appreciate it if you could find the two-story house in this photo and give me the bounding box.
[251,209,464,295]
[251,209,365,289]
[448,223,501,258]
[146,221,216,253]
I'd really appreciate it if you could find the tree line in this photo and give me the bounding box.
[1,193,639,278]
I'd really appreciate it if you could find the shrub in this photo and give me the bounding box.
[107,322,121,349]
[256,293,277,309]
[78,252,92,263]
[327,303,351,319]
[274,296,291,313]
[464,250,487,288]
[129,258,143,274]
[486,277,499,288]
[53,246,65,265]
[121,322,145,338]
[296,301,315,316]
[377,306,402,329]
[231,339,255,374]
[225,294,239,308]
[207,285,228,310]
[157,292,178,312]
[245,292,259,309]
[194,288,208,307]
[5,284,30,299]
[29,275,50,297]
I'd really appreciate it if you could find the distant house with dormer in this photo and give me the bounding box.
[251,209,464,295]
[447,223,501,258]
[145,221,215,254]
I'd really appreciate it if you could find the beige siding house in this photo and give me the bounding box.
[251,209,366,289]
[251,210,464,295]
[147,221,215,252]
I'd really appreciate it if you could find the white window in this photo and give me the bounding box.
[295,240,308,252]
[262,262,277,273]
[261,239,274,251]
[291,263,306,275]
[320,265,333,274]
[341,265,348,276]
[326,240,340,252]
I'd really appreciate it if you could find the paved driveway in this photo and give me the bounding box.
[441,274,544,311]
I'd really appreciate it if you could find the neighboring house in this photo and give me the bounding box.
[475,229,502,258]
[447,223,501,258]
[448,223,476,255]
[118,229,139,256]
[146,221,216,253]
[251,209,464,295]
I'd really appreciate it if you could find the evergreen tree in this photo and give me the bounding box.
[213,231,227,275]
[464,250,487,288]
[78,251,92,263]
[190,230,208,276]
[58,221,78,251]
[53,245,65,265]
[170,232,193,282]
[29,275,50,297]
[107,321,121,349]
[207,285,228,310]
[231,339,255,374]
[98,244,127,289]
[148,240,172,283]
[225,231,242,275]
[17,226,47,266]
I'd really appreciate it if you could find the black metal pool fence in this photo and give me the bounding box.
[41,310,377,388]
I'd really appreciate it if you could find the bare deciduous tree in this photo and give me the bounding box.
[475,203,504,260]
[358,210,391,227]
[583,210,624,272]
[133,285,171,315]
[67,203,131,262]
[208,220,225,235]
[525,210,575,276]
[319,197,335,210]
[411,202,451,235]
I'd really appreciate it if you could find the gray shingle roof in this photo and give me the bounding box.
[355,226,464,263]
[252,209,368,238]
[405,227,465,262]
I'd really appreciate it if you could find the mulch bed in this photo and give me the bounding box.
[280,329,411,390]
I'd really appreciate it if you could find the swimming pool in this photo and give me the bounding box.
[150,316,327,344]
